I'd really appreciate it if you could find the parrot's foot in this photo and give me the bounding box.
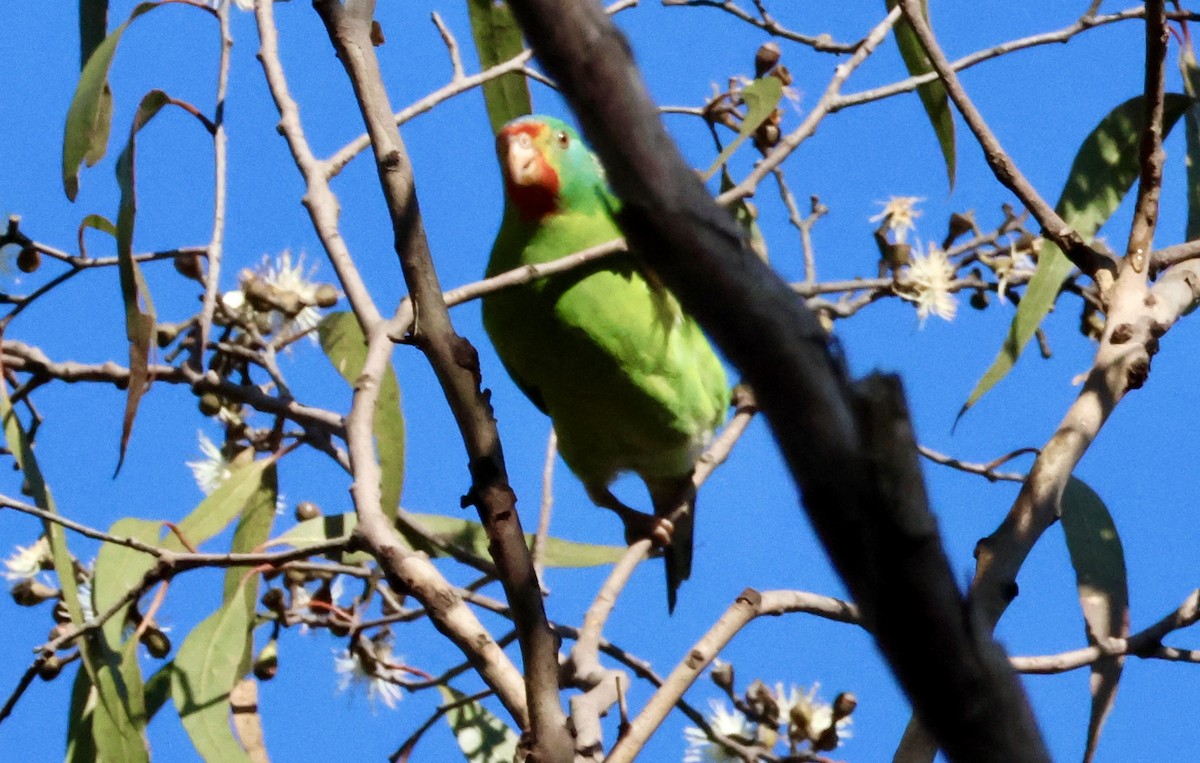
[586,487,675,548]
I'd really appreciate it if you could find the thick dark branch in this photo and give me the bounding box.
[504,1,1049,761]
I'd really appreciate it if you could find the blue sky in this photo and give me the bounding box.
[1,1,1198,761]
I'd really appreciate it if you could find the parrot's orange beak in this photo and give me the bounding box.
[503,130,543,187]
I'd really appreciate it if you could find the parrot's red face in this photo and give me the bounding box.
[498,120,564,222]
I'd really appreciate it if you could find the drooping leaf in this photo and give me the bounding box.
[79,0,109,70]
[224,462,277,676]
[1180,52,1200,241]
[960,93,1191,416]
[66,668,99,763]
[1062,476,1129,763]
[439,686,519,763]
[466,0,532,133]
[703,76,784,181]
[165,451,279,555]
[271,510,627,568]
[62,2,159,200]
[171,579,256,763]
[112,89,170,474]
[318,311,405,524]
[887,0,955,188]
[2,392,149,759]
[79,213,118,260]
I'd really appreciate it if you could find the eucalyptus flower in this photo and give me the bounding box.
[187,432,232,495]
[904,243,957,324]
[871,195,924,243]
[683,699,753,763]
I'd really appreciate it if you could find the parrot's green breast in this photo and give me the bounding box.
[483,206,728,490]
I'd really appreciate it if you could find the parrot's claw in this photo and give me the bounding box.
[621,512,674,548]
[587,486,675,548]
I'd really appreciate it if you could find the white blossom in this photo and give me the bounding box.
[259,250,323,342]
[996,248,1037,304]
[870,196,924,243]
[683,700,752,763]
[333,645,403,712]
[775,682,852,747]
[187,432,232,495]
[904,243,957,324]
[3,537,49,581]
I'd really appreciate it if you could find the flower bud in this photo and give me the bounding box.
[140,626,172,658]
[754,42,781,77]
[38,655,62,681]
[710,660,734,694]
[173,252,205,283]
[314,283,339,308]
[833,691,857,719]
[16,246,41,274]
[254,639,279,681]
[11,578,58,607]
[294,501,322,522]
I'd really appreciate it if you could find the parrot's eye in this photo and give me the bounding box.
[556,130,570,148]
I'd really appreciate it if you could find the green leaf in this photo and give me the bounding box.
[66,668,99,763]
[703,77,783,181]
[62,1,158,200]
[79,0,109,70]
[1061,476,1129,763]
[2,385,148,760]
[87,519,156,763]
[318,311,406,524]
[1180,52,1200,241]
[224,462,277,674]
[165,452,279,554]
[171,580,255,763]
[273,511,628,568]
[467,0,532,133]
[439,686,519,763]
[960,93,1191,416]
[94,518,161,645]
[113,89,170,474]
[887,0,955,188]
[143,664,174,721]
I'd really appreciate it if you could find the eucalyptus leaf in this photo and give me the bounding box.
[319,311,406,524]
[703,77,783,181]
[886,0,955,188]
[172,580,256,763]
[62,2,159,200]
[439,685,519,763]
[467,0,532,134]
[960,93,1190,417]
[1062,476,1129,763]
[272,510,627,568]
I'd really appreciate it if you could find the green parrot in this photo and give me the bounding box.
[483,115,729,611]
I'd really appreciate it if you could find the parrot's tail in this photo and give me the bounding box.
[650,475,697,615]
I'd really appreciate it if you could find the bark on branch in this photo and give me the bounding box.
[503,1,1049,760]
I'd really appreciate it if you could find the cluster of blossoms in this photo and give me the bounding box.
[871,196,1038,326]
[218,250,336,344]
[683,663,854,761]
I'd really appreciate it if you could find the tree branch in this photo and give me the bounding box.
[312,3,568,757]
[504,1,1049,760]
[897,0,1116,279]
